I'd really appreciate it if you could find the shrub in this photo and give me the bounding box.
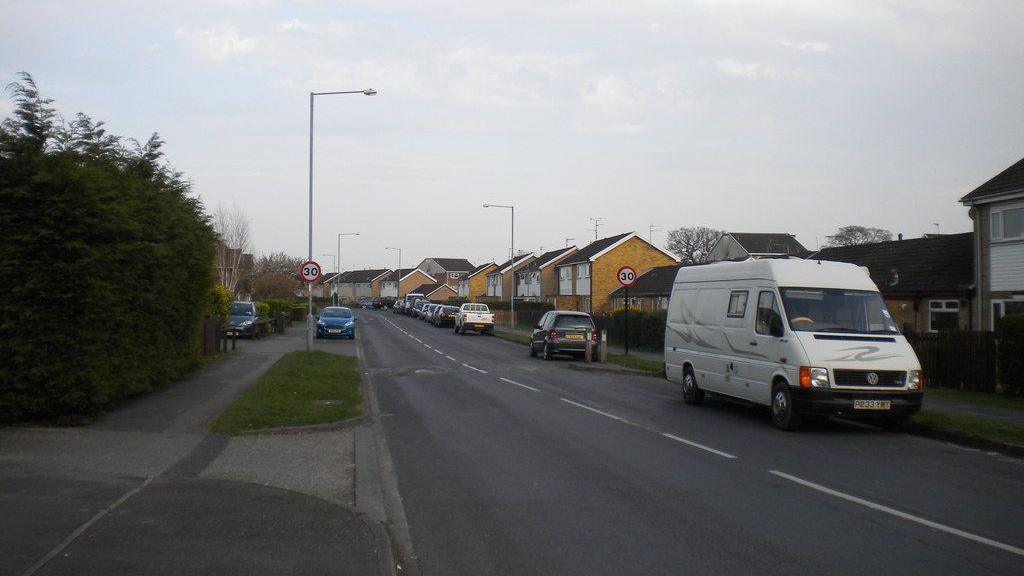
[602,309,667,350]
[260,299,294,321]
[255,301,271,319]
[997,315,1024,398]
[0,74,216,423]
[206,284,232,327]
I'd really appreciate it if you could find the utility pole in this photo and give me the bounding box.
[588,217,605,240]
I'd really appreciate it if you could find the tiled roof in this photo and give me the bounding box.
[492,254,533,273]
[609,265,687,297]
[810,233,973,294]
[728,232,807,256]
[427,258,475,271]
[557,233,632,266]
[335,269,390,283]
[384,268,429,282]
[960,156,1024,202]
[524,247,576,271]
[319,271,352,285]
[467,262,496,277]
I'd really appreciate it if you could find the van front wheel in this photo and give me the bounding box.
[682,370,704,405]
[771,383,802,430]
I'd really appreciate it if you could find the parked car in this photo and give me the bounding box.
[358,297,374,309]
[529,311,598,360]
[393,300,405,313]
[316,306,357,339]
[455,303,495,334]
[664,259,923,430]
[412,299,429,318]
[423,303,440,322]
[433,305,459,327]
[404,293,426,315]
[226,301,261,338]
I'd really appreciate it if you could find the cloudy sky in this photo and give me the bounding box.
[3,0,1023,270]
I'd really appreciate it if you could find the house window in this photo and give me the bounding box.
[576,263,590,279]
[928,300,960,332]
[991,205,1024,241]
[726,291,748,318]
[559,267,571,280]
[993,300,1024,326]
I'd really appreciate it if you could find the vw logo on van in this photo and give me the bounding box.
[866,372,879,385]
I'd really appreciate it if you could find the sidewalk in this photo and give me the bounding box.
[922,393,1024,426]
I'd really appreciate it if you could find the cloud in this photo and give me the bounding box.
[715,59,810,82]
[174,27,258,63]
[781,40,830,52]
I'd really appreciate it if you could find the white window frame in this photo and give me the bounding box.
[993,297,1024,327]
[991,202,1024,242]
[927,299,960,332]
[576,263,590,279]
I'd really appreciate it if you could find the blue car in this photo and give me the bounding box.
[227,301,260,338]
[317,307,356,339]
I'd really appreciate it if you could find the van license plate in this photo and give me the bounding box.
[854,400,891,410]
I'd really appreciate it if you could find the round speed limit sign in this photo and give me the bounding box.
[299,261,322,283]
[617,266,637,286]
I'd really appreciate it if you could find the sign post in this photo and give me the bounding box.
[299,260,322,351]
[617,266,637,356]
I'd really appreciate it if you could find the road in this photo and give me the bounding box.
[358,308,1024,576]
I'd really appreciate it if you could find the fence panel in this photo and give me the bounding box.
[906,331,996,393]
[199,316,221,356]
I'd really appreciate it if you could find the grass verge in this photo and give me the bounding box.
[212,351,362,435]
[606,353,663,376]
[493,327,531,346]
[924,387,1024,411]
[911,410,1024,447]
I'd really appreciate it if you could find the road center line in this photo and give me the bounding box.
[500,377,539,392]
[414,338,422,343]
[561,398,629,423]
[445,355,457,361]
[462,363,488,374]
[434,349,444,355]
[768,470,1024,558]
[424,344,432,349]
[662,433,737,459]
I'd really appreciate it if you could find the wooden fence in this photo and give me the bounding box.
[199,316,221,356]
[906,331,997,393]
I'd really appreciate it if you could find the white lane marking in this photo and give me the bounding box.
[414,337,422,343]
[435,349,444,355]
[424,344,432,349]
[462,363,487,374]
[769,470,1024,558]
[662,433,737,459]
[500,377,539,392]
[445,355,457,361]
[561,398,629,423]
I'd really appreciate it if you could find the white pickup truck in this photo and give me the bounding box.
[455,303,495,335]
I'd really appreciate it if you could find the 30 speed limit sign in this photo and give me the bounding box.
[617,266,637,286]
[299,261,322,283]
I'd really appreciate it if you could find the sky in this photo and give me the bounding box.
[3,0,1023,271]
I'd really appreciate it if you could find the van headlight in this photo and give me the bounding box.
[908,370,923,391]
[799,366,830,388]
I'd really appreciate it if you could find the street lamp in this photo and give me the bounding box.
[386,247,402,299]
[483,203,515,328]
[336,232,359,304]
[306,87,376,352]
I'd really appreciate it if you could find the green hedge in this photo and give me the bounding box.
[0,74,216,422]
[259,299,295,321]
[596,309,667,350]
[206,285,232,327]
[997,315,1024,398]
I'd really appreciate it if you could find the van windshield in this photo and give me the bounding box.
[779,288,898,334]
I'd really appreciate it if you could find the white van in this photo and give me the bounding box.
[664,259,923,430]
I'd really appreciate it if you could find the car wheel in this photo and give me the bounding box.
[529,342,537,357]
[771,382,802,431]
[682,369,704,405]
[543,343,553,361]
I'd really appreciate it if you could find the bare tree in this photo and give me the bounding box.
[213,204,251,295]
[824,225,893,247]
[666,226,723,264]
[251,252,303,300]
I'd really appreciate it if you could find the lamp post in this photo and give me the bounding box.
[306,87,376,352]
[336,232,359,304]
[483,203,515,328]
[386,247,402,299]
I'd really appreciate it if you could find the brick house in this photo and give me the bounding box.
[331,269,391,302]
[416,258,476,287]
[960,156,1024,330]
[411,282,458,302]
[380,268,436,298]
[554,232,679,313]
[483,254,535,301]
[515,246,577,303]
[318,271,346,300]
[809,234,975,332]
[708,232,809,262]
[458,262,497,301]
[609,264,685,312]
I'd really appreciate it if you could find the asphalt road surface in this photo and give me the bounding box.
[358,308,1024,576]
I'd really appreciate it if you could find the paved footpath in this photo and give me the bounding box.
[0,329,389,576]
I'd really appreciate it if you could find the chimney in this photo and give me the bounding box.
[897,233,903,241]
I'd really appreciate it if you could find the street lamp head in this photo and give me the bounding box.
[482,204,491,208]
[363,88,377,96]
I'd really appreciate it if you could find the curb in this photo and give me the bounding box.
[567,362,649,376]
[905,422,1024,459]
[229,415,365,436]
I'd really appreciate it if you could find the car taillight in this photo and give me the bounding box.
[549,329,558,342]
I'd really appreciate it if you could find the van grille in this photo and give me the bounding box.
[833,370,906,387]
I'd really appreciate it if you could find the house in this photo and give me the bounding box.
[960,156,1024,330]
[609,264,686,312]
[318,271,346,301]
[483,254,536,301]
[332,269,391,302]
[554,232,679,313]
[708,232,809,262]
[410,282,458,302]
[809,234,974,332]
[515,246,577,303]
[380,268,437,298]
[458,262,497,301]
[416,258,476,287]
